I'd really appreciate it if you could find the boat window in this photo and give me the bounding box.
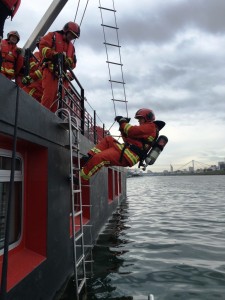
[0,153,23,251]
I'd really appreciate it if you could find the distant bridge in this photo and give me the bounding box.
[172,160,212,172]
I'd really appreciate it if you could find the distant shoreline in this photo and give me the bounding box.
[128,170,225,177]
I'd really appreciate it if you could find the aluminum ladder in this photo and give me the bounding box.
[99,0,128,116]
[56,108,87,299]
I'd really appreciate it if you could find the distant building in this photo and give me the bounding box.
[218,162,225,170]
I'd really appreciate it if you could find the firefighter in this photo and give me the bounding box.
[22,37,43,102]
[80,108,165,181]
[39,21,80,112]
[0,0,21,38]
[0,30,23,84]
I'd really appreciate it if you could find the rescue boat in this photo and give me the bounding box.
[0,1,127,299]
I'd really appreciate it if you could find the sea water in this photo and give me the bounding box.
[86,175,225,300]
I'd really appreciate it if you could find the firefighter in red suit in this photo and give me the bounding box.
[0,0,21,38]
[22,50,42,102]
[22,38,43,102]
[0,30,23,83]
[39,21,80,112]
[81,108,165,181]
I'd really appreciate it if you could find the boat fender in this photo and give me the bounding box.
[145,135,168,165]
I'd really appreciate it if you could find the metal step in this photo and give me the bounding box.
[74,210,82,217]
[64,144,79,150]
[76,254,85,268]
[77,277,86,294]
[58,121,77,130]
[73,189,82,194]
[75,232,83,242]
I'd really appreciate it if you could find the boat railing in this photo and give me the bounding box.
[55,60,108,145]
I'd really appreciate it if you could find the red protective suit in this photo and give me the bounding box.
[0,38,23,80]
[22,51,43,102]
[39,31,76,112]
[1,0,21,17]
[0,0,21,37]
[80,121,158,181]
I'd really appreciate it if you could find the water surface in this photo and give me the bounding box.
[87,175,225,299]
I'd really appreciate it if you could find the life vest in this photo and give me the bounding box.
[1,0,21,17]
[0,39,21,79]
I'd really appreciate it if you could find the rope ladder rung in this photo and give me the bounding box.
[109,79,125,84]
[103,42,121,48]
[111,99,128,103]
[106,61,123,66]
[99,6,116,12]
[101,24,118,30]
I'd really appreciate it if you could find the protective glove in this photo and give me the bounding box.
[16,47,22,55]
[22,75,32,85]
[115,116,131,124]
[114,116,123,122]
[52,52,60,63]
[65,57,72,68]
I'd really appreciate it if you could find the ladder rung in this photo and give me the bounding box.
[85,260,94,263]
[78,277,86,294]
[75,232,83,242]
[74,210,82,217]
[73,189,81,194]
[72,151,79,156]
[101,24,118,30]
[73,167,80,171]
[99,6,116,12]
[58,122,77,130]
[111,98,128,103]
[64,144,79,150]
[106,61,123,66]
[103,42,120,48]
[76,254,85,268]
[76,244,93,247]
[109,79,125,84]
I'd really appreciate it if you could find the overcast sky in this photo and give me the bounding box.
[4,0,225,171]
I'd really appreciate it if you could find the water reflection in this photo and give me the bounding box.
[87,201,135,300]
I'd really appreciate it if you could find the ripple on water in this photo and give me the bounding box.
[87,176,225,300]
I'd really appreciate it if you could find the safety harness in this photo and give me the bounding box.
[119,120,165,166]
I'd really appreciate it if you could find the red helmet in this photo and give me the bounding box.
[63,22,80,38]
[135,108,155,122]
[7,31,20,42]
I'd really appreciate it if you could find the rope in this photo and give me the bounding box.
[0,84,20,300]
[73,0,89,27]
[80,0,89,27]
[73,0,81,22]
